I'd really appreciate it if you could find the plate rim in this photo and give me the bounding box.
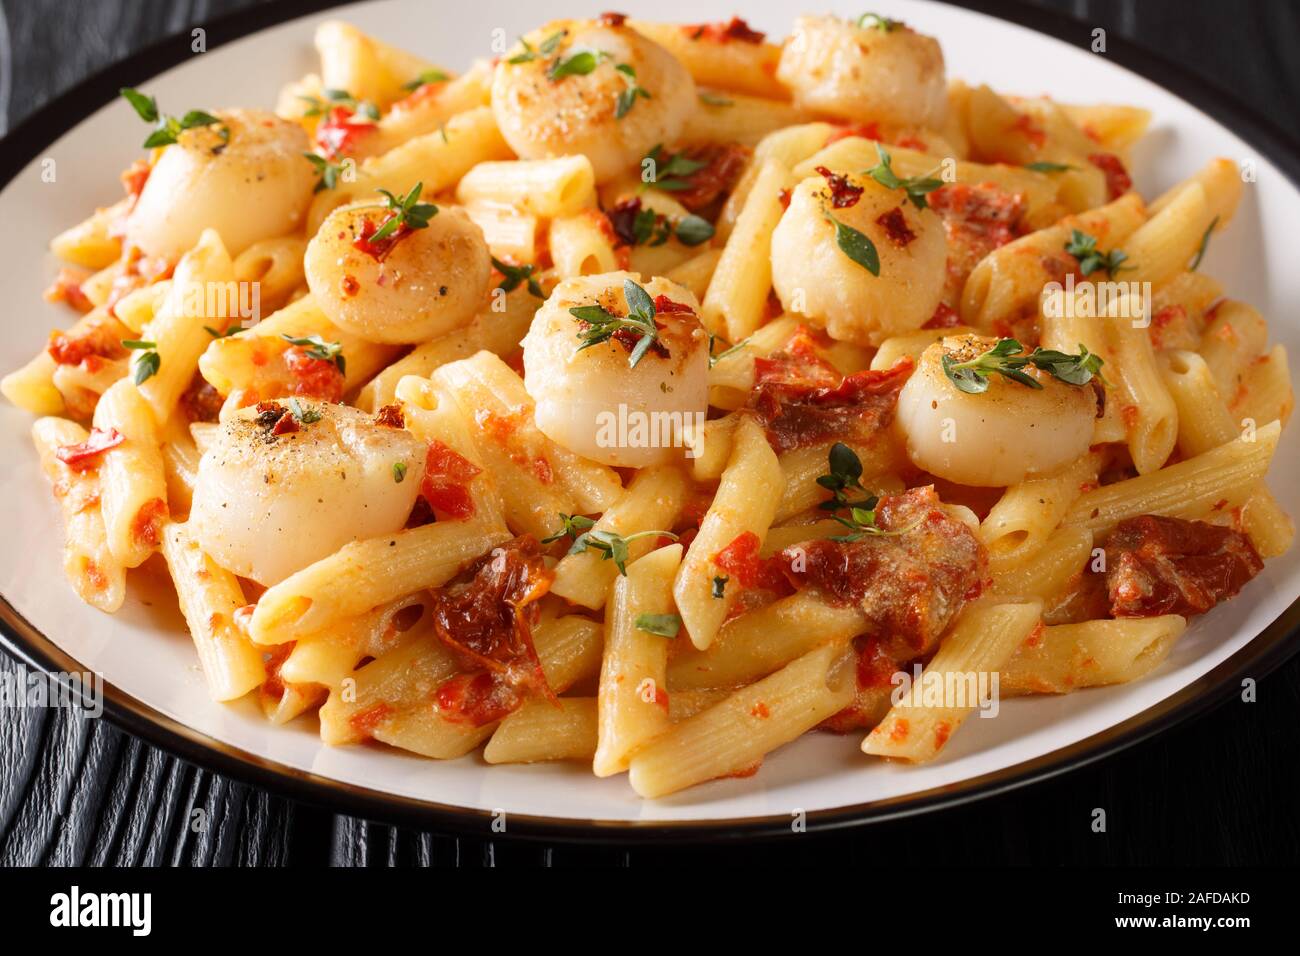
[2,0,1300,843]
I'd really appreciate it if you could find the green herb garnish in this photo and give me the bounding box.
[401,69,450,91]
[711,575,729,599]
[941,338,1107,394]
[816,442,878,512]
[299,88,380,120]
[542,513,597,544]
[492,257,544,298]
[635,613,681,637]
[828,505,886,541]
[827,213,880,275]
[643,144,708,193]
[548,48,608,81]
[1024,161,1075,173]
[1190,216,1220,272]
[287,397,322,424]
[392,461,408,483]
[1064,228,1129,278]
[708,334,753,368]
[569,278,662,368]
[122,338,160,385]
[281,334,346,376]
[120,87,226,149]
[856,12,900,31]
[673,213,715,247]
[507,30,566,64]
[614,63,651,118]
[370,182,438,242]
[866,144,943,211]
[304,153,351,193]
[569,528,679,575]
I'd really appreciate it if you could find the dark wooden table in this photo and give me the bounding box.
[2,0,1298,867]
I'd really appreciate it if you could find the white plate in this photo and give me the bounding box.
[3,0,1299,836]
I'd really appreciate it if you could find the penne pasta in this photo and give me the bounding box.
[594,543,682,776]
[673,416,783,649]
[864,602,1043,762]
[1002,615,1186,695]
[160,521,266,701]
[629,643,855,798]
[31,417,126,612]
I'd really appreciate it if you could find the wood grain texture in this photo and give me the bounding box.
[1,0,1298,866]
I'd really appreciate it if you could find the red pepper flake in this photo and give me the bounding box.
[259,642,294,704]
[181,374,224,424]
[890,718,910,743]
[1088,152,1132,200]
[314,105,376,160]
[420,439,482,520]
[131,497,168,548]
[1012,113,1046,148]
[43,267,94,313]
[876,206,916,247]
[777,187,792,210]
[271,410,300,435]
[369,403,403,429]
[923,302,962,329]
[120,158,151,203]
[435,671,525,726]
[56,428,125,471]
[530,455,553,485]
[597,11,628,26]
[352,215,412,262]
[713,531,791,594]
[684,16,766,43]
[372,403,405,429]
[933,720,952,749]
[349,702,393,739]
[85,560,109,591]
[340,274,360,297]
[47,320,130,367]
[1150,304,1187,350]
[815,165,863,209]
[284,346,345,402]
[750,701,771,719]
[254,401,287,427]
[652,294,695,316]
